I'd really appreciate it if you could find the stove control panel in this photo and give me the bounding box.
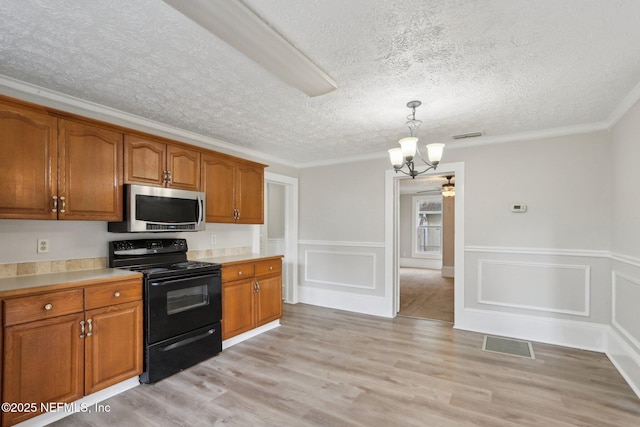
[110,239,188,255]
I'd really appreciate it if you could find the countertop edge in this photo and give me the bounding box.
[0,269,143,298]
[200,254,284,266]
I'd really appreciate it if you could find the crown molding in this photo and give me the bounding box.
[3,72,639,171]
[0,74,296,169]
[606,79,640,127]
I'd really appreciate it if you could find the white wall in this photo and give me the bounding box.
[296,123,640,396]
[0,219,256,264]
[297,159,388,314]
[451,132,612,324]
[608,99,640,396]
[298,131,612,322]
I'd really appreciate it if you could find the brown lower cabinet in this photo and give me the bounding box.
[1,278,142,426]
[222,257,283,340]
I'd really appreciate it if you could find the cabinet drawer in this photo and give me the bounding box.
[256,259,282,277]
[4,289,84,326]
[222,263,255,282]
[85,279,142,310]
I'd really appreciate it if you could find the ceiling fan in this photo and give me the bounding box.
[417,175,455,196]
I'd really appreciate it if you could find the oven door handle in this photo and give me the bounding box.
[150,272,220,287]
[159,328,215,352]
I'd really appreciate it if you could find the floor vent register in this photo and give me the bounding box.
[482,335,535,359]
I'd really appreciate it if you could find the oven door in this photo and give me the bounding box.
[146,271,221,344]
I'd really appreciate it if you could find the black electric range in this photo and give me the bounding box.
[108,238,222,383]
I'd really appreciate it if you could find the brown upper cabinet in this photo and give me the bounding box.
[201,152,264,224]
[0,98,123,221]
[1,95,266,224]
[124,134,201,191]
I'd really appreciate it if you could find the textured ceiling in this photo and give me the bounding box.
[1,0,639,166]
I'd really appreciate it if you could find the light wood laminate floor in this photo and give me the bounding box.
[399,267,454,322]
[53,304,640,426]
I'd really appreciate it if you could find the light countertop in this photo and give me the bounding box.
[0,269,142,297]
[199,253,283,266]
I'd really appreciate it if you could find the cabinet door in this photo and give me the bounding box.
[222,279,255,339]
[235,162,264,224]
[256,274,282,327]
[201,153,236,223]
[58,120,123,221]
[84,301,142,394]
[0,100,58,219]
[3,313,84,426]
[166,144,200,191]
[124,135,166,187]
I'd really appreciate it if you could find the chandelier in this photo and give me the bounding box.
[388,100,444,179]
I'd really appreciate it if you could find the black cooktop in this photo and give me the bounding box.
[108,239,221,279]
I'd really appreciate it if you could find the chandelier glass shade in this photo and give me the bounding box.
[389,100,444,178]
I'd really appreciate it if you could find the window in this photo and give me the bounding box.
[412,196,442,258]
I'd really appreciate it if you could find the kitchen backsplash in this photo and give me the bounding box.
[0,246,252,278]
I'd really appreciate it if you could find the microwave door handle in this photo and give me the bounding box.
[197,196,204,226]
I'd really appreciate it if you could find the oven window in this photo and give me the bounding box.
[167,285,209,315]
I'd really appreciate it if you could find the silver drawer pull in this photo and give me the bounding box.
[44,303,53,310]
[114,291,121,297]
[238,271,242,276]
[269,266,273,270]
[80,320,85,338]
[86,319,92,337]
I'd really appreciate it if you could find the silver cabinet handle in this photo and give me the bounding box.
[114,291,121,298]
[86,319,92,337]
[166,170,172,184]
[44,303,53,310]
[52,196,58,212]
[59,196,66,213]
[80,320,85,338]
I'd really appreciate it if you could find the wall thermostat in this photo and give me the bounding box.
[511,203,527,213]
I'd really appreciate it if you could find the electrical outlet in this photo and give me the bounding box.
[210,234,217,245]
[37,239,49,254]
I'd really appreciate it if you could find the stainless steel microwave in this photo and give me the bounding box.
[108,185,205,233]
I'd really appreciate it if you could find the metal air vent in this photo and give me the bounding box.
[452,131,483,140]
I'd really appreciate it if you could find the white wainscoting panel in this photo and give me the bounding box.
[612,272,640,351]
[478,259,590,316]
[305,249,376,289]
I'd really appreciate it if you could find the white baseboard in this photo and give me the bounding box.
[400,257,442,269]
[455,308,607,352]
[16,377,140,427]
[441,266,455,278]
[606,327,640,399]
[455,308,640,399]
[299,286,393,318]
[222,320,280,349]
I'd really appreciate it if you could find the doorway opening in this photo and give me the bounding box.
[397,175,455,322]
[384,162,464,325]
[261,172,299,304]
